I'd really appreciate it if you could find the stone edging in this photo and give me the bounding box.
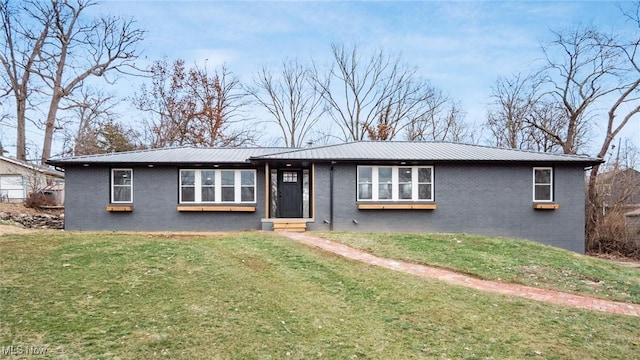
[0,212,64,230]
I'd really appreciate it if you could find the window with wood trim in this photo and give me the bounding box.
[357,166,434,201]
[180,169,255,204]
[111,168,133,203]
[533,167,553,202]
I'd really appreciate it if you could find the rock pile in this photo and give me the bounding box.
[0,212,64,229]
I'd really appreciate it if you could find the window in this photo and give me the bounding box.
[357,166,434,201]
[111,169,132,203]
[282,171,298,182]
[533,167,553,202]
[180,169,255,203]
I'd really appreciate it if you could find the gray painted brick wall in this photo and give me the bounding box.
[64,165,267,231]
[309,163,586,253]
[64,161,587,252]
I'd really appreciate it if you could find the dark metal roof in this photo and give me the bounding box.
[251,142,602,165]
[47,146,289,166]
[47,142,603,167]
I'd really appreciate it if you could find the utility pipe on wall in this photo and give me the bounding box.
[329,161,336,231]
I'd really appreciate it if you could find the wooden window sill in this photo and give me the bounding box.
[533,203,559,210]
[358,203,437,210]
[177,205,256,212]
[106,205,133,212]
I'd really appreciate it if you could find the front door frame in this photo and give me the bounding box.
[267,164,313,219]
[276,168,303,218]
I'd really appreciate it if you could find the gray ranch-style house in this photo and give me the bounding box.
[48,142,602,253]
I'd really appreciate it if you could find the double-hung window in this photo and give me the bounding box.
[180,169,255,204]
[533,167,553,202]
[111,169,133,203]
[357,166,433,201]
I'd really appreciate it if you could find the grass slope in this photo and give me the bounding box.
[1,231,639,359]
[317,232,640,305]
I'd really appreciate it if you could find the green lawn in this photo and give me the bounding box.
[1,231,639,359]
[316,232,640,305]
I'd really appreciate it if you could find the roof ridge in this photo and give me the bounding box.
[47,146,197,161]
[354,140,597,159]
[250,142,358,159]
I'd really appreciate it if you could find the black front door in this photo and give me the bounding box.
[277,170,303,218]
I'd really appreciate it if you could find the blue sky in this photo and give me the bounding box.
[3,1,638,157]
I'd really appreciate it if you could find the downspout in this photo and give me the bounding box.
[330,161,336,231]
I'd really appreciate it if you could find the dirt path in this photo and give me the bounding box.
[0,224,36,235]
[281,232,640,317]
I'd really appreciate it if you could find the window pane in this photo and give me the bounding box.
[113,170,131,185]
[418,184,431,200]
[201,171,215,186]
[114,187,131,202]
[378,167,392,199]
[221,171,235,186]
[181,187,195,202]
[418,168,431,183]
[181,171,195,186]
[241,171,255,185]
[378,183,392,199]
[535,185,551,201]
[398,168,412,183]
[398,168,412,199]
[399,184,412,199]
[535,169,551,184]
[358,167,373,200]
[201,187,215,202]
[241,186,255,202]
[221,187,235,202]
[358,167,372,182]
[283,171,297,182]
[359,184,372,200]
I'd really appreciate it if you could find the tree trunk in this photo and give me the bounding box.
[16,94,26,160]
[40,92,62,164]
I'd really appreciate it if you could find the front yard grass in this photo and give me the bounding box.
[1,231,639,359]
[316,232,640,304]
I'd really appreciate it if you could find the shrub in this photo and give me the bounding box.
[24,192,58,208]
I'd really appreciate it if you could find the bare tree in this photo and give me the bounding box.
[537,24,624,155]
[312,43,463,142]
[485,73,573,152]
[591,139,640,257]
[584,5,640,253]
[134,58,254,148]
[0,0,48,160]
[60,87,119,156]
[405,91,468,142]
[486,11,640,254]
[247,59,325,147]
[0,0,145,164]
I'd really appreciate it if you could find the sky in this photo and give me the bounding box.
[2,0,639,159]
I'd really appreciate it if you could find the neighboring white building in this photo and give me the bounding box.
[0,155,65,204]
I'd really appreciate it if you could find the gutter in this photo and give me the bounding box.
[330,161,335,231]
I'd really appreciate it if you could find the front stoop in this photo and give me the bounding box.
[270,219,308,232]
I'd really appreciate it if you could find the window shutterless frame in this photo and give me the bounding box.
[111,168,133,203]
[179,169,256,204]
[357,165,434,201]
[533,167,553,202]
